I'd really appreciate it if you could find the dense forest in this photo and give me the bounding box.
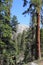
[0,0,43,65]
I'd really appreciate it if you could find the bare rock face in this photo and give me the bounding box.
[30,62,38,65]
[17,24,29,33]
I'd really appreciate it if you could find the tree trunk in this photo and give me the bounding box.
[36,12,41,59]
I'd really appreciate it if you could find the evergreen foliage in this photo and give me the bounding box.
[0,0,43,65]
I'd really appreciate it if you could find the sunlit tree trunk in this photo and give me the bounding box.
[36,11,41,59]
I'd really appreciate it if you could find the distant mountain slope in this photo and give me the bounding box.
[12,24,29,40]
[17,24,29,33]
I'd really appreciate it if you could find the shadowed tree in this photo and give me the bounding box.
[40,28,43,57]
[0,0,16,65]
[11,15,19,32]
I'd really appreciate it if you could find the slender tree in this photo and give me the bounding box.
[11,15,19,32]
[23,0,43,59]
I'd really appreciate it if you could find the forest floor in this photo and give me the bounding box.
[38,60,43,65]
[35,58,43,65]
[27,58,43,65]
[33,59,43,65]
[37,60,43,65]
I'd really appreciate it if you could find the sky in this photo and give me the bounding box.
[11,0,30,26]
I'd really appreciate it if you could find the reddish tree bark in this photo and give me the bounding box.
[36,13,41,59]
